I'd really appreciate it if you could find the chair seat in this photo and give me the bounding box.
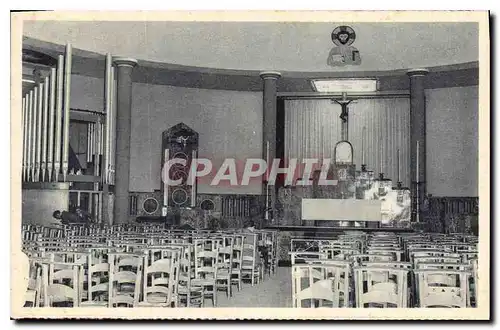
[178,286,203,294]
[143,293,170,304]
[80,300,107,307]
[192,278,216,286]
[138,301,171,307]
[217,269,231,277]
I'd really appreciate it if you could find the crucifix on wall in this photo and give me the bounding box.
[332,92,354,141]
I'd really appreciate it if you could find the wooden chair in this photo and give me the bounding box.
[24,261,42,307]
[216,236,234,298]
[291,262,350,308]
[80,253,109,307]
[365,248,403,262]
[42,262,81,307]
[230,235,244,292]
[414,269,471,308]
[139,249,180,307]
[353,266,409,308]
[289,251,327,265]
[177,244,203,307]
[241,233,262,286]
[107,253,143,308]
[192,240,219,306]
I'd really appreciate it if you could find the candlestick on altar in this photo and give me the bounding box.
[416,140,420,183]
[380,149,384,177]
[397,148,401,182]
[416,140,420,222]
[361,126,366,165]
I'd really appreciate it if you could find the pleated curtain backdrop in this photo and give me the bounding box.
[284,98,411,187]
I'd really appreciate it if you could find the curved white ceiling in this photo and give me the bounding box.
[23,21,478,72]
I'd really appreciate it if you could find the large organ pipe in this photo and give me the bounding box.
[94,118,101,176]
[89,123,94,166]
[47,68,56,182]
[22,97,27,181]
[41,77,49,182]
[103,53,112,184]
[33,86,39,182]
[26,91,33,182]
[36,84,44,181]
[87,124,91,163]
[54,55,64,181]
[109,65,116,184]
[100,122,104,155]
[62,43,72,182]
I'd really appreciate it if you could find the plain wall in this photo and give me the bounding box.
[68,74,264,195]
[129,83,263,194]
[426,86,478,197]
[22,189,69,226]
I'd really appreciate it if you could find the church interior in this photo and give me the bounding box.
[19,21,480,308]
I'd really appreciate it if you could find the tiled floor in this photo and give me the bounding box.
[216,267,292,308]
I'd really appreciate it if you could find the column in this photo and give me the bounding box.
[113,57,138,224]
[260,71,281,225]
[407,68,428,222]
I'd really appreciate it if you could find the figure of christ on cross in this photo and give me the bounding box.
[332,92,354,141]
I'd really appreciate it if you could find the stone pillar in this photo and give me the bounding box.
[113,57,137,224]
[260,71,281,225]
[407,68,428,223]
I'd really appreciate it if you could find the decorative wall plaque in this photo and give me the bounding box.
[327,26,362,67]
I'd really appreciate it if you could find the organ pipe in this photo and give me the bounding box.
[22,97,27,181]
[109,65,116,184]
[54,55,64,181]
[41,77,49,182]
[32,86,39,182]
[100,122,104,155]
[62,43,72,182]
[36,84,43,181]
[103,53,112,184]
[94,118,101,177]
[87,124,91,163]
[89,123,94,167]
[47,68,56,182]
[26,91,33,182]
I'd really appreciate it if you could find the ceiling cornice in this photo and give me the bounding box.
[22,36,479,92]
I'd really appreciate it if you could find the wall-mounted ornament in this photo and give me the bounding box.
[327,26,362,67]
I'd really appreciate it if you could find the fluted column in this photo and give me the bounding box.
[113,57,137,224]
[407,68,428,222]
[260,71,281,224]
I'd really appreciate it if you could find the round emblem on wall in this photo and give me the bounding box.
[200,199,215,211]
[172,188,188,205]
[142,197,159,214]
[331,26,356,46]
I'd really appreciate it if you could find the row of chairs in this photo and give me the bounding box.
[290,232,478,308]
[22,224,279,308]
